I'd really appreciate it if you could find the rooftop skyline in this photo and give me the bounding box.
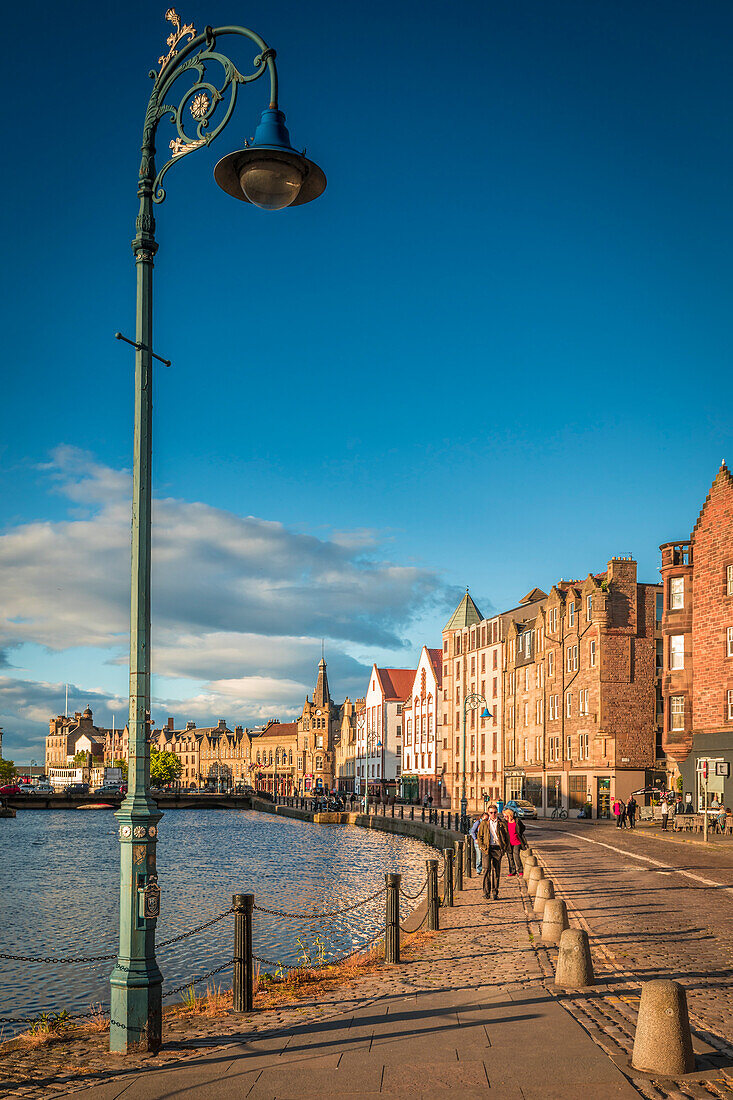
[2,0,731,758]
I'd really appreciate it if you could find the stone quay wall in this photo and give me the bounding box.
[250,796,463,853]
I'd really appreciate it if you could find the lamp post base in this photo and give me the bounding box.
[111,799,163,1053]
[110,966,162,1053]
[460,795,469,835]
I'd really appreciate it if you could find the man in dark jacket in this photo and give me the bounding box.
[626,795,637,829]
[477,803,510,900]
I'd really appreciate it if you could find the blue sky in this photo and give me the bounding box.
[2,0,731,760]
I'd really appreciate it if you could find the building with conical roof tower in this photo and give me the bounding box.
[444,589,483,631]
[441,589,508,812]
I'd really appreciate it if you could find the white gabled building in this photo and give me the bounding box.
[400,647,443,804]
[356,665,414,799]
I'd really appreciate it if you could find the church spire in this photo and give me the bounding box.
[312,654,331,708]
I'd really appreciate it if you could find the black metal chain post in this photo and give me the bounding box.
[400,805,404,819]
[410,806,414,820]
[453,839,463,892]
[232,893,254,1012]
[463,836,472,879]
[426,859,439,930]
[385,873,401,963]
[443,848,454,906]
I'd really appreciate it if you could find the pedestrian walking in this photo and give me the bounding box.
[477,803,509,900]
[504,807,527,876]
[612,799,622,828]
[470,812,487,873]
[618,800,627,829]
[660,800,669,831]
[626,795,637,829]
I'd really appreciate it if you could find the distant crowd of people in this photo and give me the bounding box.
[612,793,732,833]
[611,795,638,829]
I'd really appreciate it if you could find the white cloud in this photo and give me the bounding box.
[0,447,454,759]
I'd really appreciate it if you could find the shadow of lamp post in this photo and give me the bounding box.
[111,9,325,1054]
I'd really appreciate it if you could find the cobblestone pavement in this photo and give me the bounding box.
[6,862,640,1100]
[527,822,733,1098]
[6,833,733,1099]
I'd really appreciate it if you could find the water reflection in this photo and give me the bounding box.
[0,809,433,1035]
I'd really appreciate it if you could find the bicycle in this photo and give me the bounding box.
[551,806,568,819]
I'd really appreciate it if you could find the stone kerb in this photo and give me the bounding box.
[631,980,695,1076]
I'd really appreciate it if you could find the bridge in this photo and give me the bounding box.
[3,792,255,811]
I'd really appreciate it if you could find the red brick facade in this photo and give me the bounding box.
[661,464,733,804]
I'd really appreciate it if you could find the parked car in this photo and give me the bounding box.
[64,783,90,795]
[17,783,34,795]
[0,784,21,796]
[503,799,538,819]
[31,782,54,795]
[93,784,124,796]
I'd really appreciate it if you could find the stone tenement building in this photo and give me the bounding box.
[441,590,541,815]
[154,718,253,788]
[661,463,733,808]
[250,720,298,794]
[503,556,662,818]
[46,707,114,773]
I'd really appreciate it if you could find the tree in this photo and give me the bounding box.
[72,750,89,767]
[150,747,181,786]
[0,758,15,785]
[113,758,128,781]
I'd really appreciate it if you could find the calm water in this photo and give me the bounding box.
[0,809,433,1035]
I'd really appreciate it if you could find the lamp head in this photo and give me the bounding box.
[480,707,492,719]
[214,107,326,210]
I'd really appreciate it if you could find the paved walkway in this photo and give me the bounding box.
[59,863,639,1100]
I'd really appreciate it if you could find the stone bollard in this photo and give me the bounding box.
[533,877,555,917]
[631,980,695,1075]
[527,865,545,897]
[555,928,595,988]
[541,898,569,945]
[522,854,537,881]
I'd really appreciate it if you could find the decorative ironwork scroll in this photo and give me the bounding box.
[138,12,279,205]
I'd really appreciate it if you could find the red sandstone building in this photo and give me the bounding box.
[661,463,733,808]
[504,557,663,817]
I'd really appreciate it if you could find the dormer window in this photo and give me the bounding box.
[568,601,575,627]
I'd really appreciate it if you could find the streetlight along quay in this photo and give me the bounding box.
[111,10,325,1054]
[460,692,492,833]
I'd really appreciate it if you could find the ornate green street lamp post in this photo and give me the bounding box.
[111,10,325,1054]
[460,693,491,833]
